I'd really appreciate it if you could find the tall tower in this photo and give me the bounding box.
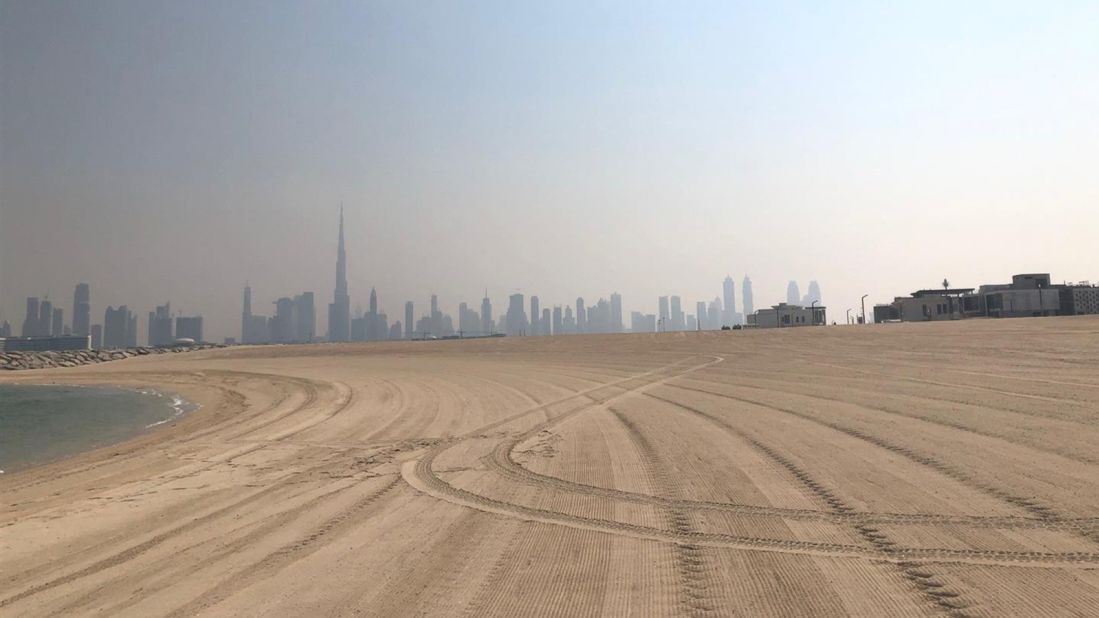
[807,281,822,305]
[787,281,800,305]
[530,296,540,335]
[242,285,252,342]
[328,206,351,342]
[404,301,413,339]
[481,290,492,334]
[742,276,754,317]
[610,293,622,333]
[73,283,91,336]
[575,298,586,333]
[722,276,736,326]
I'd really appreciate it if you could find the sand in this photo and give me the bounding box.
[2,317,1099,617]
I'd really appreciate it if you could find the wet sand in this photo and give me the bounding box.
[2,317,1099,616]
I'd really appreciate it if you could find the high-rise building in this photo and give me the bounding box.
[148,302,173,346]
[505,293,527,336]
[552,306,563,335]
[807,281,822,306]
[90,324,103,349]
[563,306,575,332]
[670,296,684,331]
[176,316,203,342]
[241,285,271,344]
[708,297,723,330]
[38,300,53,336]
[327,206,351,342]
[0,321,10,337]
[541,308,551,336]
[405,301,414,339]
[295,292,315,343]
[787,281,801,305]
[73,283,91,336]
[575,298,586,333]
[104,305,132,349]
[22,297,40,337]
[658,296,669,330]
[388,321,403,340]
[722,276,736,327]
[696,301,708,330]
[743,276,754,317]
[51,307,63,338]
[610,293,623,333]
[481,291,493,335]
[272,297,296,342]
[530,296,540,335]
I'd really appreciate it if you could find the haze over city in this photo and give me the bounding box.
[2,1,1097,342]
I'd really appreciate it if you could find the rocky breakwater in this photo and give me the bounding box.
[0,344,223,371]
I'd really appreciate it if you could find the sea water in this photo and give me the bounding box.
[0,384,193,474]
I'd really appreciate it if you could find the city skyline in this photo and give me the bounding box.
[2,3,1096,342]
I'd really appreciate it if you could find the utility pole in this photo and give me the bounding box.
[861,294,868,325]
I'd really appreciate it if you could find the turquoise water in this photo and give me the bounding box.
[0,385,191,474]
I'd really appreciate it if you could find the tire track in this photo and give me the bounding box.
[662,382,1062,522]
[680,373,1099,466]
[163,476,402,618]
[640,392,974,617]
[610,408,715,616]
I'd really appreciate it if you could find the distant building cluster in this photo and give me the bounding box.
[874,273,1099,323]
[4,285,205,352]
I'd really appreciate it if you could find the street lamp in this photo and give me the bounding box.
[861,294,868,325]
[846,308,853,325]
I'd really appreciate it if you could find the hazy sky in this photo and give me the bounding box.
[2,1,1096,341]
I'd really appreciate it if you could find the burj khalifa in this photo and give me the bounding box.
[327,206,351,342]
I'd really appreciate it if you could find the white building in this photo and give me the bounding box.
[747,303,826,328]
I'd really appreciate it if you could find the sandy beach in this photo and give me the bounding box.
[2,317,1099,616]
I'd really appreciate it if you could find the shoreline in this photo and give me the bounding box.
[0,382,203,477]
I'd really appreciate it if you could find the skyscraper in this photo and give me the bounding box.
[51,307,63,337]
[709,297,722,330]
[658,296,669,330]
[552,306,563,335]
[541,308,551,336]
[104,305,132,349]
[670,296,684,331]
[175,316,203,342]
[405,301,414,339]
[610,293,623,333]
[38,300,53,336]
[73,283,91,337]
[530,296,540,335]
[742,276,754,317]
[90,324,102,349]
[787,281,801,305]
[807,281,822,306]
[21,297,39,337]
[696,301,708,329]
[149,302,173,346]
[242,286,252,343]
[575,298,586,333]
[295,292,315,343]
[327,206,351,342]
[722,276,736,327]
[505,293,527,336]
[481,291,492,335]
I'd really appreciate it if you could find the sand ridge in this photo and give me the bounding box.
[2,317,1099,616]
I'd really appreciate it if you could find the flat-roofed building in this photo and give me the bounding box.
[748,303,826,328]
[0,336,90,352]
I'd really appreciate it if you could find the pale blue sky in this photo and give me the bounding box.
[2,1,1096,339]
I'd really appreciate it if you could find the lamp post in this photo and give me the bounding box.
[861,294,868,325]
[846,308,853,325]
